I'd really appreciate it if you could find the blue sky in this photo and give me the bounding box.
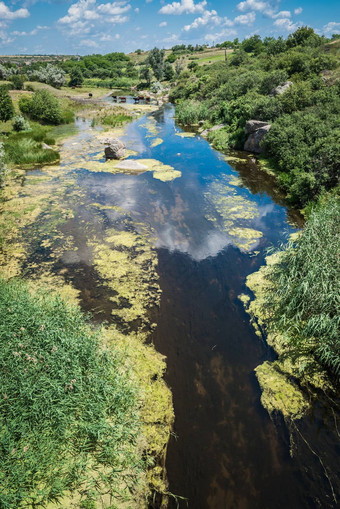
[0,0,339,55]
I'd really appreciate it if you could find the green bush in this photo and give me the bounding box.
[0,277,142,507]
[0,86,14,122]
[12,115,30,132]
[19,89,62,125]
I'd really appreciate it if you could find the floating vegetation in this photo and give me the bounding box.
[90,227,161,327]
[175,131,196,138]
[204,174,261,251]
[151,137,164,148]
[255,361,310,419]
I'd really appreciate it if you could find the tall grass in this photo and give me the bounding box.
[0,277,142,507]
[265,195,340,379]
[176,100,209,125]
[4,137,59,165]
[101,112,133,127]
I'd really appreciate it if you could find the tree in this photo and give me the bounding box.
[163,61,175,81]
[146,47,165,81]
[175,58,185,77]
[68,67,84,87]
[10,75,24,90]
[287,27,323,48]
[0,86,14,122]
[140,66,153,86]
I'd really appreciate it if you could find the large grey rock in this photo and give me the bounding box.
[271,81,293,96]
[104,138,126,159]
[244,125,271,153]
[245,120,270,135]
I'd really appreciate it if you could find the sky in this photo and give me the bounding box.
[0,0,339,55]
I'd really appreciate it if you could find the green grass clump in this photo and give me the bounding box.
[176,100,209,125]
[263,194,340,379]
[4,137,59,165]
[0,277,142,508]
[101,112,133,127]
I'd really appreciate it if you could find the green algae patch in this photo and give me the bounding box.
[90,227,161,327]
[255,361,310,419]
[204,174,261,251]
[151,137,164,148]
[133,159,182,182]
[175,131,196,138]
[104,327,174,502]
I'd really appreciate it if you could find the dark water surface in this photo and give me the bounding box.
[22,105,340,508]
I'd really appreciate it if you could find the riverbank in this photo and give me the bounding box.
[0,97,174,507]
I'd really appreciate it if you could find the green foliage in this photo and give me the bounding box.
[146,47,165,81]
[0,277,142,507]
[264,196,340,379]
[69,66,84,87]
[19,89,62,125]
[171,28,340,206]
[101,112,133,127]
[10,75,24,90]
[12,115,30,132]
[176,100,209,125]
[0,86,14,122]
[3,137,59,165]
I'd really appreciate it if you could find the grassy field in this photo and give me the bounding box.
[128,47,233,67]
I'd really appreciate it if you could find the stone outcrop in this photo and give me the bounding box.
[271,81,293,96]
[244,120,271,153]
[103,138,126,159]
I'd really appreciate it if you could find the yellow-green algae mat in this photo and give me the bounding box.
[0,126,174,507]
[239,251,330,420]
[204,173,263,252]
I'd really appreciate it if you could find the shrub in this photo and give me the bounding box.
[19,89,62,125]
[0,86,14,122]
[12,115,30,132]
[10,75,24,90]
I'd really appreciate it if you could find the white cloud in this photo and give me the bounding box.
[237,0,267,13]
[274,18,299,32]
[159,21,167,27]
[237,0,290,20]
[322,22,340,35]
[135,7,139,12]
[0,1,30,20]
[272,10,291,19]
[204,28,237,42]
[183,9,220,31]
[294,7,303,15]
[79,38,99,47]
[159,0,207,15]
[59,0,130,26]
[99,33,120,41]
[234,11,256,25]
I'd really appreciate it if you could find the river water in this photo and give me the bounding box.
[8,103,340,508]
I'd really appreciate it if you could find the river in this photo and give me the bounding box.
[3,102,340,508]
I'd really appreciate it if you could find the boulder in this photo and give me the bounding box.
[104,138,126,159]
[271,81,293,96]
[244,125,271,154]
[245,120,270,135]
